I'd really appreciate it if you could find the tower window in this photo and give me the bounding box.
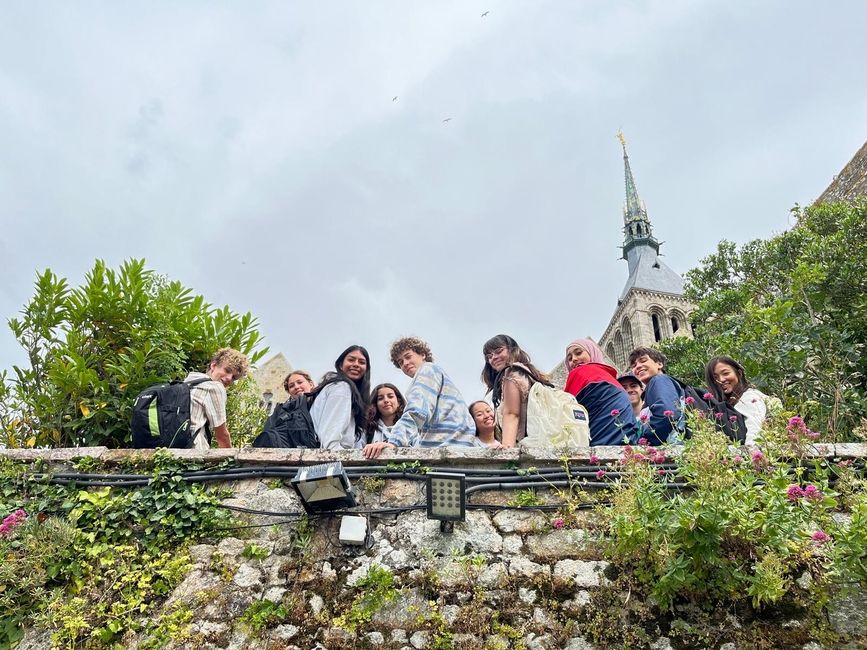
[671,317,679,334]
[652,314,662,342]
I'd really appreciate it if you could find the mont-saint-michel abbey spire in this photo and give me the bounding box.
[550,135,694,387]
[598,134,694,370]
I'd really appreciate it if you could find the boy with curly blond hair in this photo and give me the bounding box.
[184,347,249,449]
[363,336,478,458]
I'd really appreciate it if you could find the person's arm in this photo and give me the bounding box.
[384,364,441,447]
[213,424,231,448]
[312,383,354,450]
[499,380,522,448]
[200,382,229,448]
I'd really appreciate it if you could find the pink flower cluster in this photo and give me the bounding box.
[0,509,27,537]
[786,484,823,503]
[787,416,820,442]
[750,449,768,469]
[620,439,668,466]
[811,530,832,544]
[552,517,565,530]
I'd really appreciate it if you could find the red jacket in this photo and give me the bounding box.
[564,362,622,396]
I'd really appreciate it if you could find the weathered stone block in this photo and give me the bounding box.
[508,556,550,579]
[492,510,548,534]
[271,624,300,641]
[564,637,595,650]
[365,631,385,645]
[189,543,215,565]
[828,587,867,635]
[372,588,431,628]
[502,533,524,555]
[164,569,223,608]
[0,446,107,463]
[526,529,589,562]
[381,479,421,505]
[384,510,502,557]
[233,562,263,589]
[237,448,305,465]
[553,559,610,587]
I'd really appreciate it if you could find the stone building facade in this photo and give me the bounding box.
[598,137,694,373]
[550,138,694,386]
[816,140,867,204]
[250,352,293,411]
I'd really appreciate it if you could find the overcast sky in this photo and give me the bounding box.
[2,1,866,403]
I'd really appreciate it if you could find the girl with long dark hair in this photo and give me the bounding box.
[364,383,406,444]
[705,355,779,444]
[309,345,372,449]
[480,334,551,448]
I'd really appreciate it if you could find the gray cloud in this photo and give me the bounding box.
[1,0,866,400]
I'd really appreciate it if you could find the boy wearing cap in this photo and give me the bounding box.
[617,373,644,420]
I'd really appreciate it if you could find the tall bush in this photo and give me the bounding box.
[662,199,867,440]
[2,259,267,448]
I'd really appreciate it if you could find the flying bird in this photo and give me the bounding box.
[481,11,490,17]
[442,117,452,123]
[392,96,398,102]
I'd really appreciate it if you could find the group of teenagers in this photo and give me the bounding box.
[266,334,777,459]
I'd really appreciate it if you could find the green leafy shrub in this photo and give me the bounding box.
[225,376,269,447]
[662,199,867,440]
[241,598,290,634]
[0,453,233,646]
[335,564,398,633]
[2,258,267,448]
[606,410,867,610]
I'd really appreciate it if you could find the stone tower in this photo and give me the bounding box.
[598,135,694,372]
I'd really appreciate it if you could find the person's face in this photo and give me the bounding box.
[397,349,427,378]
[566,346,591,370]
[471,402,495,432]
[712,362,741,396]
[376,387,400,417]
[486,346,511,372]
[619,379,643,406]
[208,363,238,387]
[341,350,368,381]
[632,354,664,382]
[286,373,313,396]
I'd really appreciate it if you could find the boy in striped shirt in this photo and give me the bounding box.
[363,337,479,458]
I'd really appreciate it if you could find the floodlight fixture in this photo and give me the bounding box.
[291,461,357,514]
[426,472,466,533]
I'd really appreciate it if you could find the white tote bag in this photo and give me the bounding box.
[523,382,590,449]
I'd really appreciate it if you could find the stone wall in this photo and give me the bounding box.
[816,141,867,205]
[6,445,867,650]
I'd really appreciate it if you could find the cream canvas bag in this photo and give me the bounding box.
[523,382,591,449]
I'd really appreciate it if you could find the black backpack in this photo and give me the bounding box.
[252,394,321,449]
[671,377,747,444]
[131,377,212,449]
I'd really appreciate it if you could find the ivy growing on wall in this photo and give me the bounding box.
[0,451,233,648]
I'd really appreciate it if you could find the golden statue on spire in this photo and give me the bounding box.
[616,130,626,147]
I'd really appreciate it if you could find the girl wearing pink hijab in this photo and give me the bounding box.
[563,338,638,446]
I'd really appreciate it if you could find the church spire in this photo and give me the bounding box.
[617,132,659,260]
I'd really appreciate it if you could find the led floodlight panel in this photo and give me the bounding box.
[426,472,466,522]
[291,461,356,514]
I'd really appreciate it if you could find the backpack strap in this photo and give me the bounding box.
[185,376,214,389]
[185,376,217,443]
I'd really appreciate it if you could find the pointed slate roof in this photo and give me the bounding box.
[616,134,684,301]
